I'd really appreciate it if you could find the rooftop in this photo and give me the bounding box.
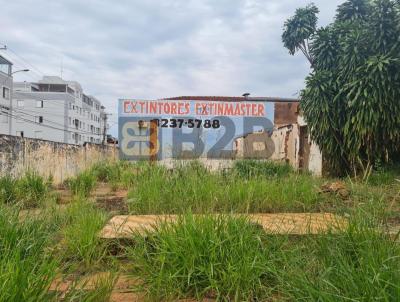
[0,55,13,66]
[162,96,299,103]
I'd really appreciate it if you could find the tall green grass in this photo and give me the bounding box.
[271,211,400,301]
[91,160,136,190]
[62,199,108,269]
[127,161,327,214]
[234,159,293,178]
[17,171,48,207]
[0,171,48,207]
[367,163,400,186]
[65,171,97,197]
[0,175,17,204]
[0,206,58,301]
[129,214,272,301]
[62,273,116,302]
[127,206,400,301]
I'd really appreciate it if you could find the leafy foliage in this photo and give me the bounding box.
[283,0,400,174]
[282,3,319,64]
[336,0,372,21]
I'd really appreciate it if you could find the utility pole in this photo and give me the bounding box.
[102,113,110,145]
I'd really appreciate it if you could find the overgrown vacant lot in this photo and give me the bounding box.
[0,160,399,301]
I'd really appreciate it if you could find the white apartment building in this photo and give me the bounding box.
[12,76,107,145]
[0,55,13,135]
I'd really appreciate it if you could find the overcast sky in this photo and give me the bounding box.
[0,0,343,134]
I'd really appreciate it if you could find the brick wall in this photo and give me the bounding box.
[274,102,300,126]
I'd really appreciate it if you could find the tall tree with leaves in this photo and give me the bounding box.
[282,0,400,174]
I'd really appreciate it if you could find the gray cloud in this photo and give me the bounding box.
[0,0,344,134]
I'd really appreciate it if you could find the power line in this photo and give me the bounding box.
[1,45,45,76]
[1,109,75,134]
[11,108,102,136]
[1,53,42,80]
[3,112,102,144]
[12,107,89,119]
[1,109,102,137]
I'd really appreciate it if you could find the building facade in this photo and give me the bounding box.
[0,55,13,135]
[12,76,106,145]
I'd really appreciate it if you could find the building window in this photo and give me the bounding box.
[16,131,24,137]
[2,87,10,99]
[17,100,24,107]
[36,100,44,108]
[69,117,71,125]
[35,116,43,124]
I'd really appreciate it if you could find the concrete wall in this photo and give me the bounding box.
[270,121,322,176]
[297,116,322,176]
[234,122,323,176]
[270,125,299,167]
[0,134,118,184]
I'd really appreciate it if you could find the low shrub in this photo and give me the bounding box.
[129,214,271,301]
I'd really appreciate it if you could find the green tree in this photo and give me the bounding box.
[282,3,319,65]
[282,0,400,174]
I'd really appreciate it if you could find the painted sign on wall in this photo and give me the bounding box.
[118,99,275,160]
